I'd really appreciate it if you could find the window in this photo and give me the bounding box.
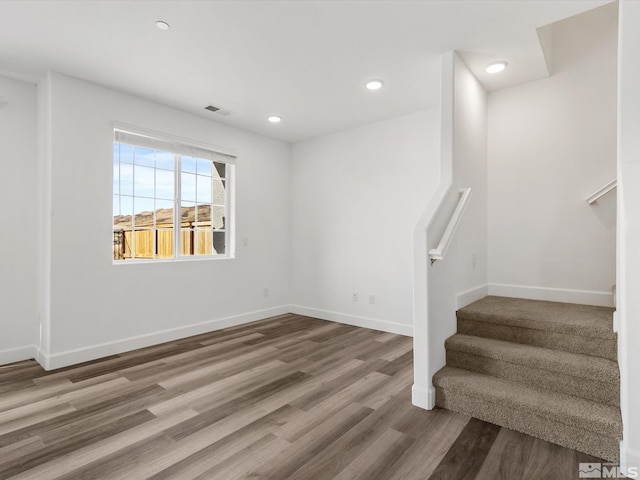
[112,128,235,262]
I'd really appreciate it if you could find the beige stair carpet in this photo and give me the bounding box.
[434,296,621,462]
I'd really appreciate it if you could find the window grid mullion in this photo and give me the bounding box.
[194,161,198,255]
[175,153,181,259]
[131,147,136,258]
[153,150,157,259]
[214,167,219,253]
[226,166,231,256]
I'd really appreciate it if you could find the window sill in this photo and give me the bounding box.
[112,254,235,265]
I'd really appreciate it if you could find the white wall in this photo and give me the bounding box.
[40,72,292,369]
[617,0,640,469]
[487,2,618,306]
[449,54,489,298]
[290,109,441,335]
[427,53,489,382]
[412,52,488,409]
[0,75,39,364]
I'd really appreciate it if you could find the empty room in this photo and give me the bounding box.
[1,1,639,479]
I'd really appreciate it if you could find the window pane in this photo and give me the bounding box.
[112,195,120,217]
[197,175,212,203]
[180,201,196,226]
[212,206,226,230]
[118,143,134,164]
[197,229,212,255]
[133,197,155,228]
[156,169,174,200]
[113,159,119,195]
[180,228,195,256]
[113,228,126,261]
[212,231,226,255]
[122,230,132,258]
[115,195,133,229]
[134,146,155,167]
[213,179,225,205]
[134,165,155,198]
[196,158,212,176]
[196,204,211,225]
[156,151,174,171]
[181,173,196,202]
[181,156,197,174]
[133,229,154,259]
[113,195,129,261]
[156,229,174,258]
[120,163,134,196]
[155,200,174,228]
[213,162,226,179]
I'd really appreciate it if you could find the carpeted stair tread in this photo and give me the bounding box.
[435,381,619,461]
[457,296,615,339]
[445,334,619,385]
[433,366,622,438]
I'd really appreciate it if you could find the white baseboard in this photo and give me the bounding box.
[412,384,435,410]
[0,344,38,366]
[40,305,290,370]
[288,305,413,337]
[488,283,614,307]
[31,302,412,371]
[35,348,47,367]
[457,284,488,309]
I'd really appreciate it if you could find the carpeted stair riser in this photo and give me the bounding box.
[433,365,622,461]
[444,333,620,406]
[445,333,618,381]
[457,318,617,361]
[447,350,619,406]
[433,367,621,437]
[456,296,616,338]
[436,387,619,461]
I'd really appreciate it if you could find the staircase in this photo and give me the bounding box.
[433,296,622,461]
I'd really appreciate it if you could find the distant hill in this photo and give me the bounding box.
[114,204,220,229]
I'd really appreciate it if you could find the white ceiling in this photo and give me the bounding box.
[0,0,611,143]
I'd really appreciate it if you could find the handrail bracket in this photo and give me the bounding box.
[428,187,472,264]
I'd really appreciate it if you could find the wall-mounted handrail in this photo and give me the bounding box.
[428,187,471,264]
[586,179,617,204]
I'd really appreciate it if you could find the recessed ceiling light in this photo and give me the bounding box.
[486,61,508,74]
[155,21,170,31]
[268,115,282,123]
[366,80,384,91]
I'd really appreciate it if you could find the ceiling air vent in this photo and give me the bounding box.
[204,104,233,116]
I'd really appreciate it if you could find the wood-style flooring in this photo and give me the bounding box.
[0,314,603,479]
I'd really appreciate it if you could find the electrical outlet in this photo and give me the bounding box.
[242,237,249,247]
[472,253,477,268]
[369,295,375,305]
[352,293,358,302]
[263,287,269,297]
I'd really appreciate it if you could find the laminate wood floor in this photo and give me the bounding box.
[0,314,603,480]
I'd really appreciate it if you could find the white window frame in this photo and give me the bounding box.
[112,124,236,263]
